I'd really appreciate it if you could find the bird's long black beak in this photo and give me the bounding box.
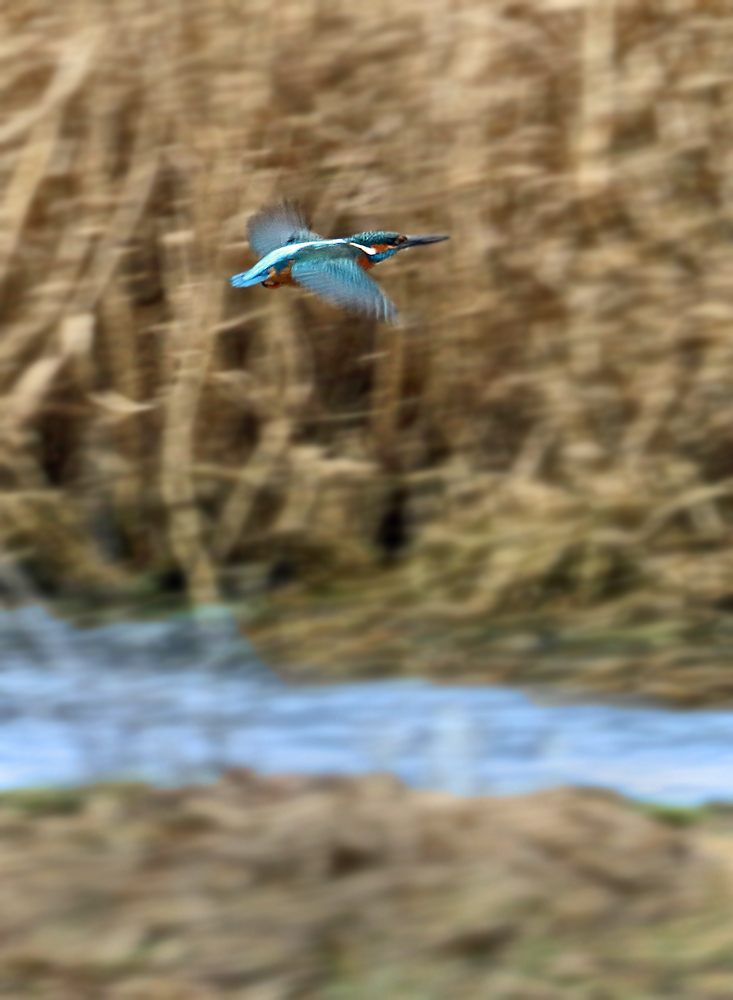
[402,234,449,248]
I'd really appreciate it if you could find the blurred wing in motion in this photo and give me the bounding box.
[291,256,398,323]
[247,202,322,259]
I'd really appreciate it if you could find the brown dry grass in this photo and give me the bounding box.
[0,773,730,1000]
[3,0,733,624]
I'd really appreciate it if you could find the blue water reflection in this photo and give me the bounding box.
[1,605,733,805]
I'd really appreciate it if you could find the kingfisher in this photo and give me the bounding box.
[229,202,448,323]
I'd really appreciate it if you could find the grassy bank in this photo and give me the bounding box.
[246,575,733,703]
[1,775,733,1000]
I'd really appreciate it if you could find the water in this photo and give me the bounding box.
[2,605,733,805]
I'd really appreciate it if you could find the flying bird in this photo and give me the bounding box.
[230,202,448,323]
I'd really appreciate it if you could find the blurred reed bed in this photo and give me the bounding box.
[2,0,733,624]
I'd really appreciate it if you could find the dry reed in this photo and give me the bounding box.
[2,0,733,624]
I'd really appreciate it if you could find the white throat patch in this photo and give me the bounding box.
[349,242,378,255]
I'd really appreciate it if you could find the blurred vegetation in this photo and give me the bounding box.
[1,773,733,1000]
[5,4,733,994]
[4,0,733,646]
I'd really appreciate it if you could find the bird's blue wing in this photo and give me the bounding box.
[247,202,322,260]
[291,256,398,323]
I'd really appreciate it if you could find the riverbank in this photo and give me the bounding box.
[1,774,733,1000]
[36,567,733,706]
[247,577,733,706]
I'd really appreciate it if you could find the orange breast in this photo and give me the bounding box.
[262,262,295,288]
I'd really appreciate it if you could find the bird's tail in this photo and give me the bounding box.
[230,269,262,288]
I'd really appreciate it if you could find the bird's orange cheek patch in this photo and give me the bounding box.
[357,244,389,270]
